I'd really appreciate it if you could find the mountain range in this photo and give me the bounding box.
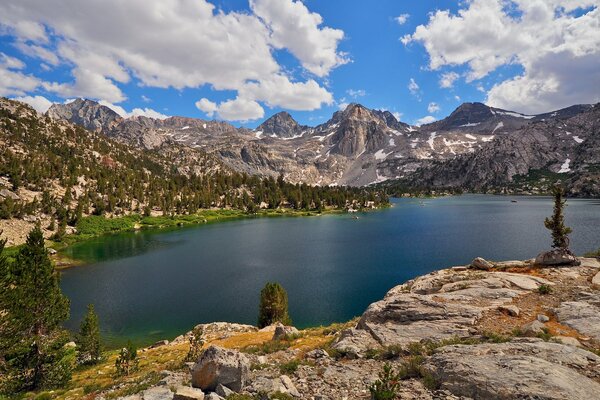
[43,98,600,196]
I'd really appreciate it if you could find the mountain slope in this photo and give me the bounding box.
[46,98,598,194]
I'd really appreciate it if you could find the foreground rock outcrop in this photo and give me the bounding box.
[424,339,600,400]
[102,257,600,400]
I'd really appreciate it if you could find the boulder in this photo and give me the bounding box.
[305,349,329,359]
[150,340,170,348]
[592,271,600,286]
[498,305,520,316]
[0,188,20,200]
[141,386,173,400]
[521,320,546,336]
[423,340,600,400]
[173,386,205,400]
[191,346,249,393]
[272,323,300,341]
[215,383,233,398]
[471,257,493,270]
[537,314,550,322]
[331,328,380,359]
[249,375,300,398]
[535,250,580,266]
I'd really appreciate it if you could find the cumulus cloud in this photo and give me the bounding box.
[439,71,459,88]
[403,0,600,113]
[395,14,410,25]
[0,0,345,120]
[195,98,218,118]
[0,52,41,96]
[250,0,348,77]
[13,94,53,113]
[195,96,264,121]
[99,100,169,120]
[427,102,440,113]
[414,115,436,126]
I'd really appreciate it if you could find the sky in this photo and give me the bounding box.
[0,0,599,128]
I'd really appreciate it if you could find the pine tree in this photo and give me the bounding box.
[258,282,291,328]
[0,225,72,392]
[77,304,102,364]
[544,186,572,250]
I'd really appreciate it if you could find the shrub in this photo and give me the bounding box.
[368,363,402,400]
[115,341,138,376]
[258,282,291,328]
[544,186,572,250]
[279,359,300,375]
[538,284,552,295]
[185,326,206,362]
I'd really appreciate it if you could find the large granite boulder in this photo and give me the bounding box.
[555,294,600,341]
[535,249,580,266]
[471,257,493,270]
[272,323,300,341]
[191,346,249,393]
[423,340,600,400]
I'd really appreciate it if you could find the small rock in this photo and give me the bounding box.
[204,394,223,400]
[451,266,468,271]
[64,341,77,348]
[592,271,600,286]
[498,305,520,317]
[173,386,205,400]
[521,320,546,336]
[141,386,173,400]
[272,323,300,341]
[306,349,329,359]
[537,314,550,323]
[215,384,234,398]
[150,340,170,349]
[0,188,20,200]
[471,257,493,270]
[553,336,582,347]
[47,248,58,255]
[280,375,301,397]
[191,345,249,393]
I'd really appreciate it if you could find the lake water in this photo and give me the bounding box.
[60,195,600,347]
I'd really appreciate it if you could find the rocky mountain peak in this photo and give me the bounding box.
[256,111,304,138]
[47,98,121,132]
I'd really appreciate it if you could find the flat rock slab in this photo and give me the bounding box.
[335,268,551,352]
[423,340,600,400]
[555,295,600,341]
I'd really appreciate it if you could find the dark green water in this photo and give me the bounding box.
[60,195,600,347]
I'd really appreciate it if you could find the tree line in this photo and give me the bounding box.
[0,104,389,230]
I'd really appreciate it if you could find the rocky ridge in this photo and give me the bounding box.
[82,256,600,400]
[45,98,599,193]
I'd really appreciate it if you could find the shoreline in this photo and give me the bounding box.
[45,206,384,269]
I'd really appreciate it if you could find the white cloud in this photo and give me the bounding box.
[454,95,461,101]
[195,98,218,117]
[195,96,264,121]
[99,100,168,120]
[427,102,440,113]
[407,78,421,101]
[439,71,459,88]
[414,115,436,126]
[141,95,151,103]
[250,0,348,77]
[0,53,41,96]
[13,94,53,113]
[214,97,265,121]
[338,102,349,110]
[392,111,403,121]
[0,0,344,119]
[395,14,410,25]
[403,0,600,113]
[346,89,366,98]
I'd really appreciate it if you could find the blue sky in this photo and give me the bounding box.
[0,0,598,127]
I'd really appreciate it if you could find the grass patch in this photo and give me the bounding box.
[538,284,553,295]
[279,359,300,375]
